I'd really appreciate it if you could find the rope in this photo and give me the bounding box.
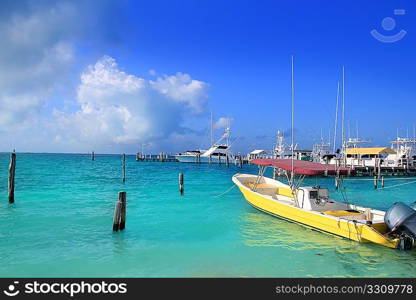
[214,185,236,198]
[380,180,416,190]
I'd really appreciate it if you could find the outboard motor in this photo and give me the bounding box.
[385,202,416,250]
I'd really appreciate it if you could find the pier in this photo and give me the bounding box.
[136,152,178,162]
[351,166,416,177]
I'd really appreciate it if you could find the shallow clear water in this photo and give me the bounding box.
[0,153,415,277]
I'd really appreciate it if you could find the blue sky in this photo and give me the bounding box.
[0,0,415,153]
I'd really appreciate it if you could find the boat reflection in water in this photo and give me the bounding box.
[240,211,416,276]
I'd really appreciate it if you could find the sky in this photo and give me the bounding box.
[0,0,415,154]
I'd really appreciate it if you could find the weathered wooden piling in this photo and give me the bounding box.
[374,176,378,189]
[91,151,95,161]
[208,155,212,164]
[381,176,385,188]
[335,177,339,190]
[122,154,126,182]
[119,191,127,230]
[218,155,221,165]
[225,154,229,167]
[8,152,16,204]
[113,191,127,231]
[179,173,184,195]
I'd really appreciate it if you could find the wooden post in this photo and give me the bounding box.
[209,155,212,164]
[8,152,16,204]
[122,154,126,182]
[113,191,126,231]
[218,155,221,165]
[179,173,184,195]
[335,177,339,190]
[119,191,127,230]
[324,169,328,177]
[374,176,378,189]
[377,158,381,179]
[381,176,385,188]
[226,154,229,167]
[238,155,242,168]
[92,151,95,161]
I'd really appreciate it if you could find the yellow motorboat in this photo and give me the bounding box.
[233,159,416,250]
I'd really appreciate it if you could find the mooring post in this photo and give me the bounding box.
[226,154,229,167]
[122,154,126,182]
[335,177,339,190]
[238,155,242,168]
[179,173,184,195]
[218,155,221,165]
[92,151,95,161]
[119,191,127,230]
[381,176,385,188]
[374,176,378,189]
[113,191,126,231]
[208,155,212,164]
[8,152,16,204]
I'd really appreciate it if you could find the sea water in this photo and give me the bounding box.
[0,153,415,277]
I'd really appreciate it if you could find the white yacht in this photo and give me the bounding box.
[175,127,234,163]
[384,136,416,168]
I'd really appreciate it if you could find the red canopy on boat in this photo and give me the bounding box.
[251,159,354,176]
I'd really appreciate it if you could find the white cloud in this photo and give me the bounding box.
[51,56,209,152]
[0,1,212,153]
[214,117,233,130]
[150,73,208,113]
[0,1,77,130]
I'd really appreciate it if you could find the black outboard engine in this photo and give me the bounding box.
[385,202,416,250]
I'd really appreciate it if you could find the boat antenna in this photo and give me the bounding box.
[348,120,350,141]
[290,55,295,187]
[333,81,340,153]
[356,121,359,139]
[210,111,213,147]
[341,66,345,164]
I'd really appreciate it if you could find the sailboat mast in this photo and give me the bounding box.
[333,82,340,153]
[291,56,295,186]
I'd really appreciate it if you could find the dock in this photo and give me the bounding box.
[352,166,416,177]
[136,152,178,162]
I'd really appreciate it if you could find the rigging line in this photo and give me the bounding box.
[214,185,237,198]
[379,180,416,190]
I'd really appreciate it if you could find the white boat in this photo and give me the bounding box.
[385,136,416,168]
[175,127,234,164]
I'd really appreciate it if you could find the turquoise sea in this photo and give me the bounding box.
[0,153,415,277]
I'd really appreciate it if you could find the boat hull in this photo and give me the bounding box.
[232,174,399,248]
[175,155,232,164]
